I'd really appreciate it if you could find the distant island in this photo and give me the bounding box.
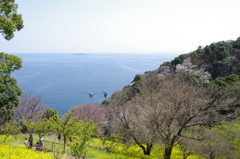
[72,53,87,55]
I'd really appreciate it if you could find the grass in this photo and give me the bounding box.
[0,134,202,159]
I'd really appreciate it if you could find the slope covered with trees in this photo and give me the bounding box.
[105,37,240,159]
[2,2,240,158]
[158,37,240,80]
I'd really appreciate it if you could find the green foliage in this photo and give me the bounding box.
[225,74,240,83]
[130,81,142,94]
[210,77,228,87]
[170,54,188,66]
[0,0,24,40]
[50,110,82,153]
[156,38,240,79]
[190,40,240,79]
[114,74,157,102]
[98,133,110,146]
[159,53,193,69]
[20,119,36,133]
[144,70,155,74]
[210,57,239,78]
[101,100,110,106]
[107,133,124,151]
[0,120,20,142]
[69,120,96,158]
[132,74,142,82]
[42,109,59,121]
[210,74,240,87]
[0,134,15,142]
[160,51,198,68]
[231,37,240,48]
[131,74,156,96]
[216,121,240,146]
[188,51,199,58]
[0,53,22,123]
[111,84,137,104]
[35,119,52,138]
[160,61,172,67]
[0,1,23,122]
[231,41,240,49]
[204,41,231,62]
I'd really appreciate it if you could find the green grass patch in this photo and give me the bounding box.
[0,134,204,159]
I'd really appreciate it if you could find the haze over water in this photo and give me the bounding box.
[12,53,178,115]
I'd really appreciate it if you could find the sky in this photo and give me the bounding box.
[0,0,239,54]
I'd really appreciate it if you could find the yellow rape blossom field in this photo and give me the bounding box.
[0,135,202,159]
[0,143,53,159]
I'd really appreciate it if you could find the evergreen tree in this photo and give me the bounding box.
[0,0,23,124]
[0,52,22,124]
[0,0,24,40]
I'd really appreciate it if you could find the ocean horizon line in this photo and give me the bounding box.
[10,51,182,55]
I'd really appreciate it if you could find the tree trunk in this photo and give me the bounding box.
[138,143,153,155]
[133,136,153,155]
[209,152,215,159]
[164,145,173,159]
[144,144,153,155]
[63,137,66,153]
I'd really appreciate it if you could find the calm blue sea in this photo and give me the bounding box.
[11,53,178,115]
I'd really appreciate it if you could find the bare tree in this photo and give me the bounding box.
[213,119,240,157]
[108,87,156,155]
[191,128,236,159]
[178,140,193,159]
[72,103,106,128]
[109,72,240,159]
[13,91,48,121]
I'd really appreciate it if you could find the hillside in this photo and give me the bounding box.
[154,37,240,81]
[110,36,240,159]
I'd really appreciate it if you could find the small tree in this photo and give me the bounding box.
[0,120,20,142]
[192,128,235,159]
[50,110,81,153]
[35,119,52,138]
[42,109,59,121]
[69,120,96,158]
[21,119,37,134]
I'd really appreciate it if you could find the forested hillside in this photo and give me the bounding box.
[158,37,240,80]
[2,1,240,159]
[106,37,240,159]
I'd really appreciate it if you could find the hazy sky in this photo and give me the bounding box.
[1,0,239,53]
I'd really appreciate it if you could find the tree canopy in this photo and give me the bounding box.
[159,37,240,80]
[108,72,240,159]
[0,0,23,124]
[0,52,22,124]
[0,0,24,40]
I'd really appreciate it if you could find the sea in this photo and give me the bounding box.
[11,53,179,115]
